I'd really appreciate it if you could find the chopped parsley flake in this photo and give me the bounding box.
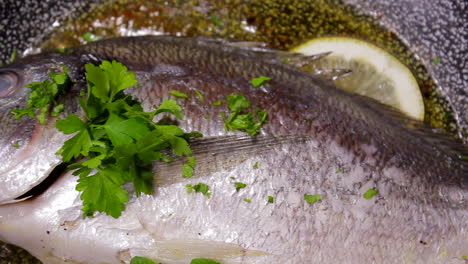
[194,89,204,102]
[235,182,247,192]
[204,114,210,119]
[212,99,222,106]
[462,255,468,260]
[221,94,268,136]
[335,168,343,173]
[12,141,20,149]
[11,65,71,125]
[130,256,159,264]
[182,156,196,178]
[250,75,271,87]
[191,258,222,264]
[243,198,252,203]
[186,183,211,198]
[83,32,100,42]
[169,90,189,99]
[210,14,224,28]
[268,195,274,203]
[57,47,70,54]
[9,48,17,63]
[432,57,441,65]
[304,194,322,204]
[253,161,259,169]
[363,188,378,199]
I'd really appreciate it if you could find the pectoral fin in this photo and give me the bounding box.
[154,135,308,186]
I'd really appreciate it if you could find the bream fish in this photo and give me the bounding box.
[0,36,467,264]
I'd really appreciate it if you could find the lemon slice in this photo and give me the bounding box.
[291,37,424,120]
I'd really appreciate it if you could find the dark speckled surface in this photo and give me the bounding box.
[344,0,467,138]
[0,0,102,62]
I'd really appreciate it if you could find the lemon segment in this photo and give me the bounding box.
[291,37,424,120]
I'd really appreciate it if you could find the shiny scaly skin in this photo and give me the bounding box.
[0,53,83,203]
[0,36,466,263]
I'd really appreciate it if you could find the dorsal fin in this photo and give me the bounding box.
[194,37,337,70]
[351,93,468,178]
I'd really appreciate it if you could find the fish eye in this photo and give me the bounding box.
[0,71,20,97]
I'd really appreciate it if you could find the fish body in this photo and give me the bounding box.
[0,36,467,264]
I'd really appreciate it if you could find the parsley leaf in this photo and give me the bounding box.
[56,114,86,134]
[76,167,129,218]
[182,156,196,178]
[154,125,192,156]
[169,90,189,99]
[182,164,194,178]
[304,194,322,204]
[186,183,211,198]
[86,60,137,102]
[194,89,204,102]
[11,66,71,125]
[253,161,259,169]
[130,256,159,264]
[104,114,149,146]
[9,48,17,63]
[101,60,138,98]
[212,99,222,106]
[235,182,247,192]
[83,32,100,42]
[222,94,267,136]
[243,198,252,203]
[191,258,221,264]
[210,14,224,28]
[153,99,184,119]
[363,188,378,199]
[268,195,274,203]
[85,63,110,102]
[12,141,20,149]
[250,75,271,87]
[227,94,250,112]
[57,129,93,162]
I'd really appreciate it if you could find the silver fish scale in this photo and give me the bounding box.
[1,133,465,263]
[91,55,467,263]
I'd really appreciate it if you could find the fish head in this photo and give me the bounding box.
[0,52,82,204]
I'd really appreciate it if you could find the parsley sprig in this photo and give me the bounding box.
[11,66,71,125]
[56,60,201,218]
